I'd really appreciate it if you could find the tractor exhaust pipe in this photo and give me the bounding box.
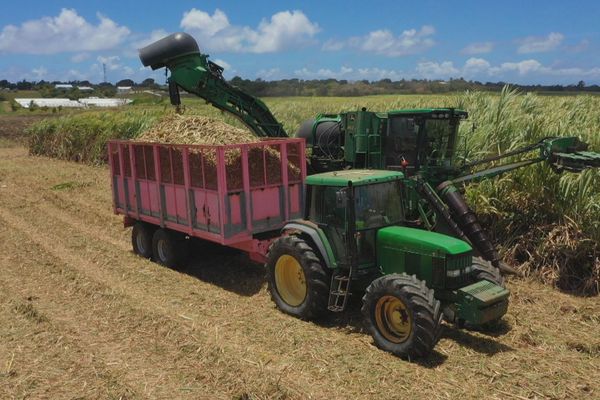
[139,32,200,70]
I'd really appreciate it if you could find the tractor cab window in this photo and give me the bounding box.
[422,118,458,167]
[354,181,403,230]
[386,117,419,167]
[308,186,345,227]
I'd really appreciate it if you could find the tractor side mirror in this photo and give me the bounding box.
[336,189,347,208]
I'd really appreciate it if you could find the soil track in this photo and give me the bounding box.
[0,144,599,399]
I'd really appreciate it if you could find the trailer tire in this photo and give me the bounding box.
[152,228,187,268]
[362,273,442,359]
[132,222,155,259]
[266,235,330,320]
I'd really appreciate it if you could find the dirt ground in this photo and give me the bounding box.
[0,126,599,398]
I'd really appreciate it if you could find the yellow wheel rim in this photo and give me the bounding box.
[274,255,307,307]
[374,295,412,343]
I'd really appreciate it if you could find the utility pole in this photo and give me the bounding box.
[103,63,107,83]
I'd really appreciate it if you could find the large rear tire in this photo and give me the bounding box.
[362,273,443,359]
[266,235,330,320]
[132,222,155,259]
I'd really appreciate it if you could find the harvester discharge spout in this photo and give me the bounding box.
[138,32,287,138]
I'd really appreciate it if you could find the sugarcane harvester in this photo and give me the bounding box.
[137,33,600,358]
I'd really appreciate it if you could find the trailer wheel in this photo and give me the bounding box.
[152,228,187,268]
[132,222,155,259]
[266,235,330,320]
[362,274,442,359]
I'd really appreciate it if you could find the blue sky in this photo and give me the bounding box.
[1,1,599,84]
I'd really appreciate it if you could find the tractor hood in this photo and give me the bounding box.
[377,226,472,257]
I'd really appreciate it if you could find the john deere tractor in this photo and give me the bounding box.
[138,33,600,277]
[267,169,508,357]
[139,33,600,358]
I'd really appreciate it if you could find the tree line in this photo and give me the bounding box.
[1,77,598,98]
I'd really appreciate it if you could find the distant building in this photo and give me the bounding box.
[15,98,85,108]
[79,98,133,107]
[77,86,94,91]
[117,86,132,94]
[55,84,73,90]
[15,97,132,108]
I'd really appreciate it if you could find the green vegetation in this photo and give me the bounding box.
[25,90,600,293]
[28,110,162,163]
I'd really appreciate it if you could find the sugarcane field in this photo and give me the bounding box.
[1,2,600,400]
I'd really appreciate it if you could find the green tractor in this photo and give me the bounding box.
[266,169,508,358]
[138,32,599,358]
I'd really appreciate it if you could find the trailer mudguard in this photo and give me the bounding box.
[282,220,337,269]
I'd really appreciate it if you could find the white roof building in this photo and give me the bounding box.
[55,84,73,89]
[79,98,133,107]
[15,98,85,108]
[77,86,94,91]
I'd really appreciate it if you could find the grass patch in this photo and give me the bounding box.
[50,181,91,191]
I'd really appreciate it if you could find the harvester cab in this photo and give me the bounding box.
[269,169,509,358]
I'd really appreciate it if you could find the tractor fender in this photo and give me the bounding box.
[281,221,336,269]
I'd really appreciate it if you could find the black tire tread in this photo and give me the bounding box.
[266,235,330,320]
[361,273,443,359]
[472,257,505,287]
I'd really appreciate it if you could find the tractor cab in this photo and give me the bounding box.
[384,109,468,176]
[270,168,509,358]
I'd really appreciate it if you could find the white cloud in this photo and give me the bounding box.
[330,25,435,57]
[97,55,121,71]
[416,61,459,79]
[0,8,130,54]
[31,66,48,80]
[180,8,319,53]
[133,29,169,50]
[461,42,493,55]
[322,39,345,51]
[517,32,564,54]
[463,57,492,74]
[71,53,90,63]
[212,58,231,70]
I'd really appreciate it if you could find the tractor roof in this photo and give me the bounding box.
[387,108,468,118]
[305,169,403,187]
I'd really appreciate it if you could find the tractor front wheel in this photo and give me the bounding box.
[472,257,505,287]
[362,274,442,359]
[266,235,330,320]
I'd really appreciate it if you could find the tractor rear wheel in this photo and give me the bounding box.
[152,228,189,268]
[266,235,330,320]
[132,222,155,259]
[362,273,442,359]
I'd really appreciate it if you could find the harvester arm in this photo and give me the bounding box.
[139,33,287,138]
[453,136,600,185]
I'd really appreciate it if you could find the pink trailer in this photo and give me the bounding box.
[108,138,306,263]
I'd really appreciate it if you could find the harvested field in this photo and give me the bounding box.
[1,141,599,399]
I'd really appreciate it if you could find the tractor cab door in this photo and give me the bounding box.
[307,186,347,262]
[385,117,420,171]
